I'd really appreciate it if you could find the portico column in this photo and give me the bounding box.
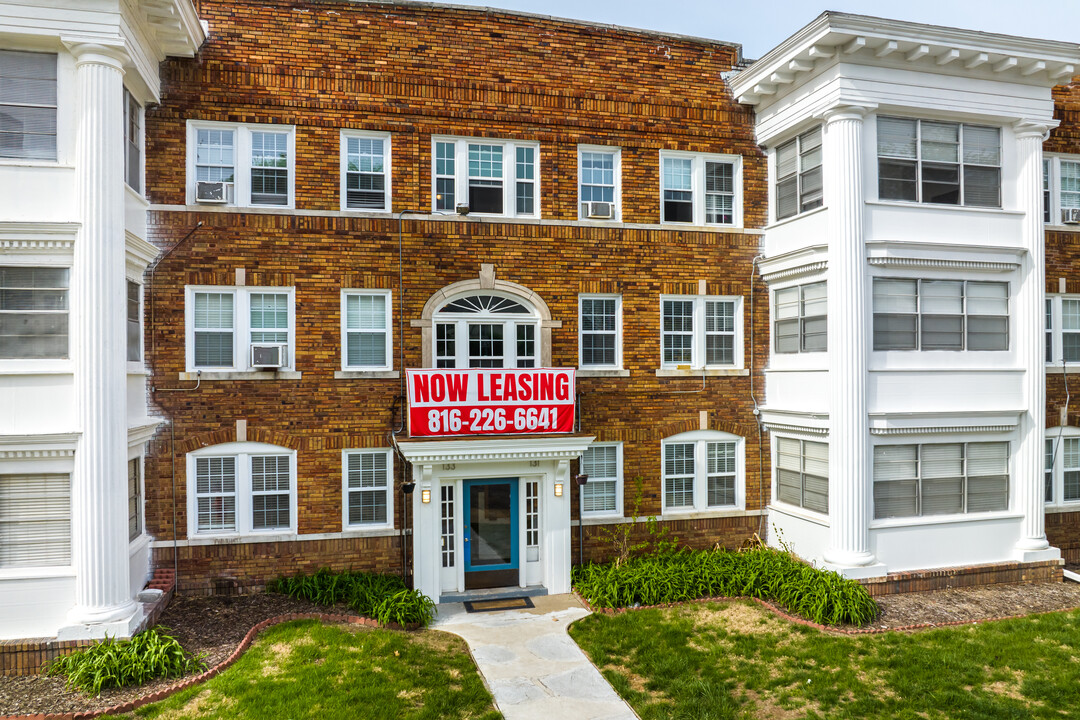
[1014,121,1060,561]
[62,41,140,634]
[821,104,882,575]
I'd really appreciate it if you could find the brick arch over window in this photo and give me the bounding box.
[178,427,303,455]
[411,265,562,367]
[589,416,759,443]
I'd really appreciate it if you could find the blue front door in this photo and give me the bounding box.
[463,478,518,587]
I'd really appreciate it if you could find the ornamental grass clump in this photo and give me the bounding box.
[572,544,878,627]
[46,626,206,696]
[267,568,436,627]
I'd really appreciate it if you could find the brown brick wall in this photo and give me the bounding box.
[143,0,771,589]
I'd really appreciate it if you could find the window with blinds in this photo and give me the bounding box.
[872,279,1008,351]
[580,444,620,515]
[873,442,1009,519]
[774,282,827,354]
[344,134,389,210]
[127,281,141,362]
[193,292,234,367]
[775,127,822,220]
[128,458,141,541]
[707,441,737,507]
[664,442,696,509]
[661,152,738,226]
[345,450,390,527]
[775,438,828,514]
[0,473,70,569]
[579,296,620,368]
[877,117,1000,207]
[0,266,69,359]
[1046,438,1055,504]
[124,88,142,192]
[1066,438,1080,502]
[344,291,390,369]
[195,457,237,533]
[251,455,291,530]
[0,50,57,160]
[249,292,288,344]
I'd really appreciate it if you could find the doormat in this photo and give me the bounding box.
[463,596,535,613]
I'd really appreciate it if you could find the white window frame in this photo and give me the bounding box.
[577,145,621,221]
[658,150,742,228]
[1043,155,1080,227]
[661,430,745,515]
[1044,294,1080,366]
[185,121,296,208]
[579,442,623,519]
[339,130,391,212]
[578,294,622,370]
[128,455,143,542]
[341,448,394,531]
[432,291,542,369]
[1046,427,1080,507]
[659,295,743,370]
[431,135,540,218]
[0,49,57,162]
[0,469,72,572]
[0,264,71,366]
[123,87,143,194]
[772,435,829,516]
[773,126,823,221]
[127,279,143,365]
[871,278,1010,353]
[185,442,297,538]
[184,286,296,373]
[341,289,393,371]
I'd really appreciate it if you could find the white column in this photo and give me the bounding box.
[60,42,140,638]
[821,105,885,577]
[1014,121,1060,562]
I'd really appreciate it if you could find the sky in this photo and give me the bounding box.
[439,1,1080,60]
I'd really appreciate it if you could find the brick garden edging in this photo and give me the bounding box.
[572,589,1080,636]
[0,612,392,720]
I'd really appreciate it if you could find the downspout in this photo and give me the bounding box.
[750,254,767,540]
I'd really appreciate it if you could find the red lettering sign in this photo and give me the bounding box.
[406,368,576,437]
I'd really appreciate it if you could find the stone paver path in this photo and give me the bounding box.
[434,594,638,720]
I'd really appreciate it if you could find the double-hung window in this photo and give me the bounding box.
[579,295,621,369]
[773,282,826,354]
[188,443,296,537]
[660,295,741,369]
[124,88,142,192]
[872,279,1008,351]
[774,127,822,220]
[186,287,295,372]
[341,131,391,211]
[127,280,142,363]
[0,472,70,569]
[1046,431,1080,505]
[433,294,540,368]
[343,449,393,529]
[877,117,1000,207]
[0,50,57,160]
[188,122,294,207]
[0,266,69,359]
[579,147,620,220]
[662,431,743,513]
[579,443,623,517]
[775,438,828,514]
[432,137,539,217]
[1046,295,1080,364]
[660,151,740,226]
[1043,156,1080,225]
[873,442,1009,519]
[128,458,142,542]
[342,290,392,371]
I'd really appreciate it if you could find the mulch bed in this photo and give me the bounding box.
[5,581,1080,716]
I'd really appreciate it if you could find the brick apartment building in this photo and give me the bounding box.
[6,0,1080,644]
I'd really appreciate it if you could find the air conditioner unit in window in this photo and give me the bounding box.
[195,181,230,204]
[1063,208,1080,225]
[250,344,288,369]
[582,201,615,220]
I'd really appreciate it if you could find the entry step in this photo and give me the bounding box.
[438,586,548,604]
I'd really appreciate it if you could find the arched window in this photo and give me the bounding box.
[186,441,297,537]
[660,430,745,514]
[434,292,541,368]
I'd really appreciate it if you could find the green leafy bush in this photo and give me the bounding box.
[572,544,878,627]
[267,568,436,627]
[46,626,206,696]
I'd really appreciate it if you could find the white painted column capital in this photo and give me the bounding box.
[821,107,883,576]
[1013,119,1057,141]
[62,39,130,70]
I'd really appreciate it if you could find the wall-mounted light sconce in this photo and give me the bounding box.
[421,488,431,504]
[554,482,564,497]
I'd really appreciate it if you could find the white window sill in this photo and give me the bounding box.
[1045,365,1080,374]
[158,527,399,547]
[0,566,76,581]
[335,370,399,379]
[765,204,828,230]
[869,511,1022,530]
[339,208,393,216]
[865,200,1023,216]
[128,533,151,556]
[342,525,396,535]
[0,159,72,169]
[577,368,630,378]
[579,514,625,525]
[187,529,298,544]
[659,222,743,231]
[125,185,149,205]
[0,361,73,375]
[184,202,296,212]
[180,371,302,381]
[655,368,748,377]
[1044,503,1080,514]
[657,507,752,521]
[127,363,149,376]
[768,501,829,526]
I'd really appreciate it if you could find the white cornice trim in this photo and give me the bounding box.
[761,261,829,284]
[0,432,80,459]
[0,222,79,254]
[128,420,163,447]
[866,257,1019,272]
[396,434,595,464]
[758,244,829,284]
[125,231,159,273]
[761,422,830,437]
[869,425,1015,436]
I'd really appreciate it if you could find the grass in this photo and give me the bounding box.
[569,599,1080,719]
[104,620,500,720]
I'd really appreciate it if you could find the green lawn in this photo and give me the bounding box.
[569,600,1080,720]
[107,620,500,720]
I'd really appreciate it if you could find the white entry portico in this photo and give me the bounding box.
[398,435,593,602]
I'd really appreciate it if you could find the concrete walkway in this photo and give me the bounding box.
[433,594,638,720]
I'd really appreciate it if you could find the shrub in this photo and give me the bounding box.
[46,626,206,696]
[572,544,878,627]
[267,568,436,627]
